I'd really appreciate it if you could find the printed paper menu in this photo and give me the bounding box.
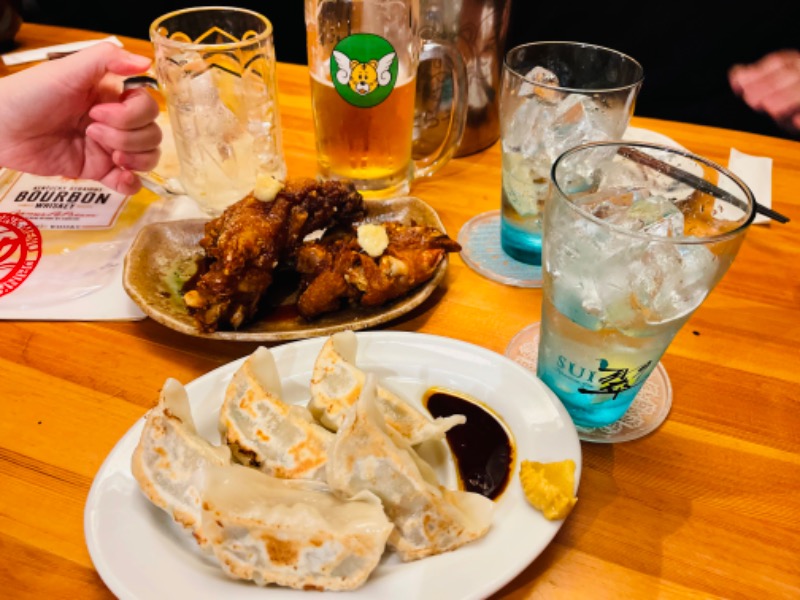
[0,172,130,230]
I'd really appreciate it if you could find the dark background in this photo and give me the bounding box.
[505,1,800,140]
[20,1,800,140]
[22,1,308,64]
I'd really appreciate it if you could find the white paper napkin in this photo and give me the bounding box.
[0,262,146,321]
[0,168,206,322]
[726,148,772,225]
[626,127,773,226]
[0,193,208,321]
[1,36,123,66]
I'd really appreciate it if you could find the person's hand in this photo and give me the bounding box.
[729,49,800,136]
[0,42,162,194]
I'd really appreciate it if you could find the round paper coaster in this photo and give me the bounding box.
[457,210,542,288]
[505,322,673,443]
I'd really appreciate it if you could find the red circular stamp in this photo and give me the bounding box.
[0,213,42,298]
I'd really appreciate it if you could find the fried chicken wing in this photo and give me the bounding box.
[183,180,365,332]
[295,222,461,320]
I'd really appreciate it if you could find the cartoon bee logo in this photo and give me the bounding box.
[332,50,396,96]
[329,34,398,108]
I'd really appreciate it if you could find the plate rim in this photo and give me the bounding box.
[84,331,582,600]
[623,125,689,150]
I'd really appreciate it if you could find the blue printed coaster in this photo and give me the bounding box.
[506,322,673,443]
[457,210,542,288]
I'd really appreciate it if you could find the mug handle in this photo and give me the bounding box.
[413,40,468,179]
[122,75,186,197]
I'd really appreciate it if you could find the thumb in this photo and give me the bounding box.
[74,42,153,78]
[105,48,153,77]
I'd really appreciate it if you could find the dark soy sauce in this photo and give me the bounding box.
[423,388,515,501]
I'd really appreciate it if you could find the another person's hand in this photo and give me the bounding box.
[0,42,162,194]
[729,49,800,136]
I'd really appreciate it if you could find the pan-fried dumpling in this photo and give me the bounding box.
[326,375,494,561]
[201,463,393,591]
[220,346,333,480]
[309,331,465,444]
[131,378,230,545]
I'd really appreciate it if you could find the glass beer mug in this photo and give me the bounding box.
[305,0,467,198]
[129,7,287,216]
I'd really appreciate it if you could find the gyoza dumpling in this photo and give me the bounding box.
[220,346,333,480]
[131,378,230,545]
[201,463,393,591]
[309,331,465,444]
[326,375,494,561]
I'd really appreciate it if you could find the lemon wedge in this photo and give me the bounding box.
[519,459,577,520]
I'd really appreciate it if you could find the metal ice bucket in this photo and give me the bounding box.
[416,0,512,157]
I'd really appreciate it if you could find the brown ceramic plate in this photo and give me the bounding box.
[122,196,451,341]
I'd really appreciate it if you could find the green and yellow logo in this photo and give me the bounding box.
[330,34,397,108]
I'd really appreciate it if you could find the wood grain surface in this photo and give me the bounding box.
[1,23,799,600]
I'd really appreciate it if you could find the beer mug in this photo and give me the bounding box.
[305,0,468,198]
[130,7,287,216]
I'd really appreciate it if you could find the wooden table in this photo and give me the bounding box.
[2,23,799,600]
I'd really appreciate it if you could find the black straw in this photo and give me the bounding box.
[617,146,790,224]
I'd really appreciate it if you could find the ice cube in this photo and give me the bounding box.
[503,96,549,152]
[589,232,654,331]
[529,65,560,86]
[170,50,205,69]
[599,159,644,189]
[541,95,613,162]
[630,241,716,325]
[593,269,639,330]
[607,195,684,237]
[550,267,604,332]
[548,215,633,331]
[519,66,564,103]
[554,93,588,127]
[575,188,635,219]
[502,151,551,215]
[180,70,220,107]
[630,245,674,319]
[662,244,717,317]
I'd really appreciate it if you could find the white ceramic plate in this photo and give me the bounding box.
[84,332,582,600]
[619,126,705,200]
[623,125,689,150]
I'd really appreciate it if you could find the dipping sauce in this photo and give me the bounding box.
[424,387,515,500]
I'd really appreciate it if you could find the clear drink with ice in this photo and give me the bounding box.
[499,42,643,269]
[150,7,286,215]
[166,60,284,214]
[537,141,755,428]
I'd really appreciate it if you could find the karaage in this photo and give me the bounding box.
[183,180,365,332]
[295,222,461,319]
